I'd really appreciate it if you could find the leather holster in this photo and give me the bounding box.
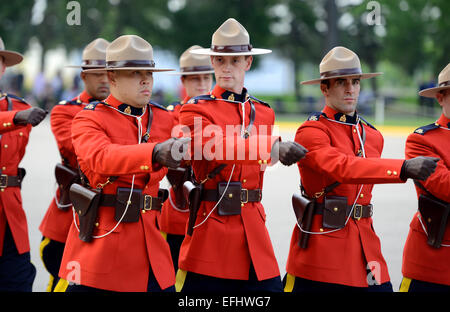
[55,163,80,210]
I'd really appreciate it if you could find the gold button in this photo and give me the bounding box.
[353,129,357,133]
[228,193,233,198]
[2,123,6,127]
[142,210,146,214]
[393,171,398,176]
[19,132,23,136]
[263,159,267,164]
[140,165,145,170]
[360,194,364,198]
[258,160,262,164]
[241,203,244,207]
[319,228,324,232]
[243,179,247,183]
[144,165,149,170]
[2,167,5,170]
[0,189,4,192]
[203,212,206,216]
[95,222,99,227]
[427,217,432,223]
[7,123,11,126]
[333,207,338,212]
[387,170,392,176]
[3,145,7,148]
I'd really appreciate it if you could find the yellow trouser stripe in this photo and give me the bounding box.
[39,237,55,292]
[160,231,167,241]
[54,278,69,292]
[284,273,295,292]
[175,269,187,292]
[399,277,412,292]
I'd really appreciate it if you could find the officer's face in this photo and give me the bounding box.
[211,55,252,94]
[321,77,361,116]
[437,89,450,118]
[81,72,109,100]
[108,70,153,108]
[0,57,5,80]
[181,74,213,98]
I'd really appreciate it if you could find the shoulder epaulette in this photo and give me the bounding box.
[83,101,102,111]
[306,111,325,121]
[413,123,439,135]
[248,94,270,107]
[359,116,377,130]
[58,99,82,106]
[166,101,181,111]
[4,93,28,104]
[187,94,216,104]
[149,101,168,111]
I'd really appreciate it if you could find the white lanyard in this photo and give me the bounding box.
[73,104,146,239]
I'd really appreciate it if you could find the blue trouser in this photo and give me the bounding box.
[178,264,283,293]
[40,237,65,291]
[400,277,450,292]
[0,224,36,291]
[166,233,185,272]
[283,274,393,292]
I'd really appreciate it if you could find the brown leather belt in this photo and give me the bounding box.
[100,193,164,211]
[315,203,373,220]
[201,188,262,203]
[0,172,25,190]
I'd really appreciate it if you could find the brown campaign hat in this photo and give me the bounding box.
[301,46,382,85]
[85,35,174,73]
[0,37,23,67]
[190,18,271,56]
[168,45,214,75]
[419,63,450,98]
[66,38,110,71]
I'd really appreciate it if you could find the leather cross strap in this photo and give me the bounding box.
[0,168,26,189]
[314,202,373,219]
[201,188,262,203]
[99,193,164,211]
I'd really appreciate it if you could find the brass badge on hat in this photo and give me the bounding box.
[124,106,132,114]
[339,115,346,122]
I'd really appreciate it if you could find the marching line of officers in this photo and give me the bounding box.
[0,17,448,293]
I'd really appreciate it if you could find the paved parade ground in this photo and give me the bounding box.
[21,118,417,292]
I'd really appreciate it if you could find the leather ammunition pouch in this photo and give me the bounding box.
[69,183,101,243]
[55,163,80,210]
[418,194,450,248]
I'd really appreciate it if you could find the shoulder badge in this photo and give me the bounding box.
[84,101,102,110]
[247,94,270,107]
[307,111,324,121]
[58,99,82,106]
[413,123,439,135]
[149,100,168,111]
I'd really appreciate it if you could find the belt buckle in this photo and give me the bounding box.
[0,174,8,189]
[353,204,363,220]
[241,189,249,205]
[144,195,153,211]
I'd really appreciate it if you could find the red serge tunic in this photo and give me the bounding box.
[402,114,450,285]
[159,98,190,236]
[58,94,176,291]
[178,85,281,281]
[286,105,406,287]
[0,93,32,255]
[39,90,94,243]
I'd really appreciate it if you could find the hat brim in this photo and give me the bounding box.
[419,85,450,98]
[83,67,175,73]
[300,72,382,85]
[0,51,23,67]
[190,48,272,56]
[165,70,215,76]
